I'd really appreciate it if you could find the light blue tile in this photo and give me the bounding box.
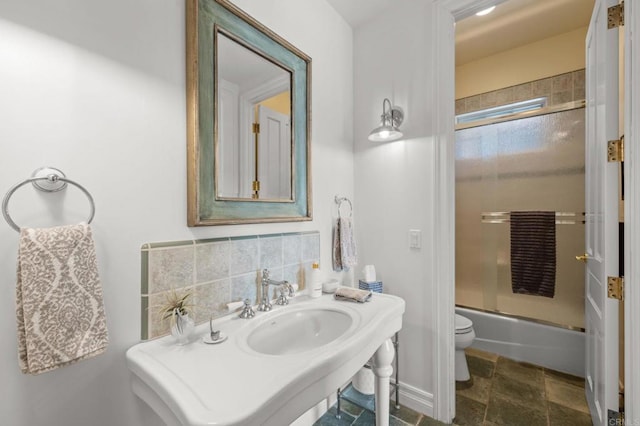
[267,267,283,281]
[148,246,195,293]
[231,273,259,304]
[194,279,231,322]
[230,238,259,275]
[283,264,303,287]
[283,234,302,265]
[301,232,320,262]
[260,236,283,270]
[196,241,230,283]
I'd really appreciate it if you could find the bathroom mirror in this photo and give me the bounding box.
[216,32,292,201]
[186,0,312,226]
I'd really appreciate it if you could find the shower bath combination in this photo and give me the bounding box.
[454,102,586,376]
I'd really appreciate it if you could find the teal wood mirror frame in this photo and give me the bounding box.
[186,0,312,226]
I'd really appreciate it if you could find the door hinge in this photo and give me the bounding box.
[608,136,624,162]
[607,276,624,300]
[252,123,260,134]
[608,2,624,29]
[252,180,260,199]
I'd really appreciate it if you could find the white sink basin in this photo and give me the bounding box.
[126,294,405,426]
[247,308,353,355]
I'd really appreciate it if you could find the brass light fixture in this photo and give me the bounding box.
[368,98,404,142]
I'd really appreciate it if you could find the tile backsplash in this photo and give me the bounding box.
[140,231,320,340]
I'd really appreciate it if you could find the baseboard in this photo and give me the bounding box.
[393,380,434,418]
[291,400,327,426]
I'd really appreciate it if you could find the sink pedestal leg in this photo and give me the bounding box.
[372,337,395,426]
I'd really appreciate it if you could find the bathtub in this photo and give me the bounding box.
[456,306,585,377]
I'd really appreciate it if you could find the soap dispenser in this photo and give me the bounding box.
[309,262,322,298]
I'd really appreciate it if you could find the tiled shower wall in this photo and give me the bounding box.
[140,231,320,339]
[455,69,585,116]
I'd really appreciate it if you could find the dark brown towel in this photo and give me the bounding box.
[510,211,556,298]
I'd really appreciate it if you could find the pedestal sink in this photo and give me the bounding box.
[246,308,353,355]
[126,292,405,426]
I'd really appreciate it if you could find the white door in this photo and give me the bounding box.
[257,104,291,199]
[585,0,620,423]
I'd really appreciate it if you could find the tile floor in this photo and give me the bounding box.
[454,348,592,426]
[313,396,437,426]
[314,348,591,426]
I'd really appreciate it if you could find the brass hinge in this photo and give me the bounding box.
[252,123,260,134]
[607,276,624,300]
[608,2,624,29]
[608,136,624,162]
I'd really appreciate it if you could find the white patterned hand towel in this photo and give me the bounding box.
[16,222,109,375]
[332,217,358,271]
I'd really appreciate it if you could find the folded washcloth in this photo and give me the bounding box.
[334,287,372,303]
[16,222,109,374]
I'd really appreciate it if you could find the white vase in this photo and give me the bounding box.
[170,309,194,345]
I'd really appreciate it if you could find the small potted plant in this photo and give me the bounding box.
[158,289,195,345]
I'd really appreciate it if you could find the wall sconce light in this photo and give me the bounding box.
[368,98,404,142]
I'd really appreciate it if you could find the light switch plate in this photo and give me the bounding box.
[409,229,422,249]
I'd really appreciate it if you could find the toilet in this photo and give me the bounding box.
[455,314,476,382]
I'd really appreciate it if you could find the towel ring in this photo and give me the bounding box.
[334,195,353,218]
[2,167,96,232]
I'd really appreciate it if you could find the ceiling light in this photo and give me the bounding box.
[476,6,496,16]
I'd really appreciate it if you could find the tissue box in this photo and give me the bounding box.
[359,280,383,293]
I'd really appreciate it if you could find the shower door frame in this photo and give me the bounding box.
[431,0,640,423]
[455,101,587,331]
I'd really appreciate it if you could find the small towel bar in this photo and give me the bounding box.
[2,167,95,232]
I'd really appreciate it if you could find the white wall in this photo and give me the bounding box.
[0,0,353,425]
[354,0,439,414]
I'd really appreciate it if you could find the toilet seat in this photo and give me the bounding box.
[455,314,473,334]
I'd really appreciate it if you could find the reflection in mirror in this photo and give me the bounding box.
[216,31,293,201]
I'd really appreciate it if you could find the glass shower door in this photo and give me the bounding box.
[455,107,586,329]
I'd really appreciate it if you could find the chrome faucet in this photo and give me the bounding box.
[275,282,296,305]
[258,269,289,311]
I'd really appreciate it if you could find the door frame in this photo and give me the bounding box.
[431,0,640,422]
[623,1,640,422]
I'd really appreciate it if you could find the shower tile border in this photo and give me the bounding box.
[456,69,586,116]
